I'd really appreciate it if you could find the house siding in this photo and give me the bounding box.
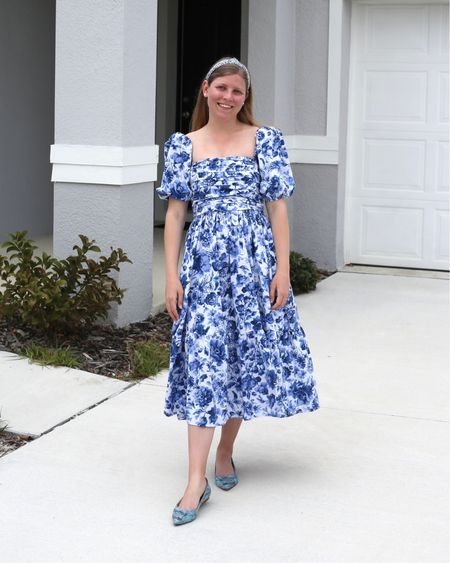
[0,0,55,242]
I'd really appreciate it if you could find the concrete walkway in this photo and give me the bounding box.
[0,269,448,563]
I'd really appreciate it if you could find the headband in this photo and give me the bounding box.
[205,57,251,90]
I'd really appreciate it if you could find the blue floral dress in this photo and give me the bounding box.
[156,126,320,427]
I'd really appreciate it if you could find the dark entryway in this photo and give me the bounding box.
[154,0,245,225]
[176,0,242,133]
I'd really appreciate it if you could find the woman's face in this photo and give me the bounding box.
[203,73,247,119]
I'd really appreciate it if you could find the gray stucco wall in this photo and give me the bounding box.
[289,164,339,271]
[294,0,329,135]
[291,0,352,271]
[0,0,55,243]
[248,0,340,270]
[289,0,338,270]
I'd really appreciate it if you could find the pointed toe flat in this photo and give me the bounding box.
[172,478,211,526]
[214,457,239,490]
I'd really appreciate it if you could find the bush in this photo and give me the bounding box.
[0,231,132,335]
[289,251,320,294]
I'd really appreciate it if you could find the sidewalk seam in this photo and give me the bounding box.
[23,381,140,439]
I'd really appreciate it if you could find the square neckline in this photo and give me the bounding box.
[179,126,265,166]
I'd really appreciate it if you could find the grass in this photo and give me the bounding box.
[129,339,169,378]
[22,344,82,369]
[13,337,169,379]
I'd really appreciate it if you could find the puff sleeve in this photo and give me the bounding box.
[256,126,295,200]
[155,132,192,201]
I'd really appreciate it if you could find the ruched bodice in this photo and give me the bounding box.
[190,156,263,217]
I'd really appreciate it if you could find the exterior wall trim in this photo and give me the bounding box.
[286,0,343,165]
[354,0,443,3]
[285,135,339,164]
[50,144,159,185]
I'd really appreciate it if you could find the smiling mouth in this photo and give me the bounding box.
[217,103,232,109]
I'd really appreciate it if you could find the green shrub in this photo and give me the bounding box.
[289,251,320,294]
[0,230,132,335]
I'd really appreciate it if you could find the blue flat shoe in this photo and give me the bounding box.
[215,457,238,490]
[172,477,211,526]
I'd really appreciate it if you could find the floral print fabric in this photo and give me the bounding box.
[156,126,320,427]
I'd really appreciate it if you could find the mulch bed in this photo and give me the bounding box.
[0,311,174,381]
[0,431,34,459]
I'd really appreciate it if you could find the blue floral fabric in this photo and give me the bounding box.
[156,126,320,427]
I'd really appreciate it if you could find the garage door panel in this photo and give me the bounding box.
[364,70,427,122]
[357,65,447,131]
[350,198,448,268]
[439,72,449,123]
[363,139,425,191]
[353,137,445,199]
[437,141,449,192]
[366,5,429,57]
[346,1,449,270]
[434,210,449,262]
[360,204,424,259]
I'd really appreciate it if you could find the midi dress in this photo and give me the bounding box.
[156,125,320,427]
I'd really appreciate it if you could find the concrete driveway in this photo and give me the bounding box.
[0,268,448,563]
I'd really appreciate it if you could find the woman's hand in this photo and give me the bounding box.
[165,275,184,321]
[265,199,291,310]
[269,270,290,310]
[163,198,188,322]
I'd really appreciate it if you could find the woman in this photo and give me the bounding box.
[156,56,320,526]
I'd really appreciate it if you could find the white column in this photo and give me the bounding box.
[52,0,158,327]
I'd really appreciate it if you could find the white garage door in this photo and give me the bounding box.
[346,1,449,270]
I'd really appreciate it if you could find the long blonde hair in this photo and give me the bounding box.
[190,57,259,132]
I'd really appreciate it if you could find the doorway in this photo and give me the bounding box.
[155,0,245,227]
[176,0,243,133]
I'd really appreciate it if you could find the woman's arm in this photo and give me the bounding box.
[164,198,188,321]
[265,198,290,310]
